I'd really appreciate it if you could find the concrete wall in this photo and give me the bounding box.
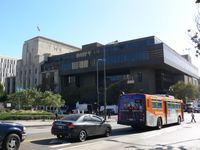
[16,36,80,89]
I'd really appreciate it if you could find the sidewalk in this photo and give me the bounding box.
[10,113,198,128]
[11,119,54,127]
[10,115,118,128]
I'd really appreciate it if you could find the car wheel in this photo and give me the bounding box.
[105,127,111,137]
[57,135,65,140]
[157,117,162,129]
[3,133,20,150]
[78,130,87,142]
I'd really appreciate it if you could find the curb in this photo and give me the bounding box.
[25,124,52,128]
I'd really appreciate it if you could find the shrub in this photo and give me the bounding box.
[0,110,54,120]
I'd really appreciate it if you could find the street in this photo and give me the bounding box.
[20,113,200,150]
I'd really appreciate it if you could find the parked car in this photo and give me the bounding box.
[51,114,112,142]
[0,121,26,150]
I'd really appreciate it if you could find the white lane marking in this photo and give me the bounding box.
[50,143,71,148]
[57,142,97,150]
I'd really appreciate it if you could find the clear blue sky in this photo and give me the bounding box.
[0,0,199,73]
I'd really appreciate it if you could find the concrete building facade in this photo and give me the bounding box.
[0,56,17,90]
[41,36,199,104]
[16,36,80,90]
[5,76,16,94]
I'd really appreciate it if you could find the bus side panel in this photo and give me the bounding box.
[166,100,183,124]
[145,96,166,127]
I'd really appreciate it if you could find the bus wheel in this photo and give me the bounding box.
[157,118,162,129]
[177,116,181,125]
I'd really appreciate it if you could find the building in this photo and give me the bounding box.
[5,76,16,94]
[0,56,17,91]
[16,36,80,90]
[41,36,199,104]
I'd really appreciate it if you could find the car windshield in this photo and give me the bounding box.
[62,114,81,121]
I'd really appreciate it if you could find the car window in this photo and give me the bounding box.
[91,115,102,122]
[62,114,81,121]
[83,115,92,121]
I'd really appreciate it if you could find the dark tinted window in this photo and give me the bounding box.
[83,115,92,121]
[91,115,102,122]
[62,114,81,121]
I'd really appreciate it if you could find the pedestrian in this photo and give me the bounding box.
[54,112,58,121]
[191,111,196,123]
[108,110,111,119]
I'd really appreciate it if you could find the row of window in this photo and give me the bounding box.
[167,102,181,109]
[0,58,16,64]
[59,50,149,72]
[151,99,181,109]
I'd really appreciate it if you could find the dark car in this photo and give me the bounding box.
[51,114,112,142]
[0,121,26,150]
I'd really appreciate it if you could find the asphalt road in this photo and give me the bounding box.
[20,113,200,150]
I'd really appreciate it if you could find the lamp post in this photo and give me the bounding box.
[102,40,118,120]
[96,59,103,114]
[103,46,107,120]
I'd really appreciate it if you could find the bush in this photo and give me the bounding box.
[0,110,54,120]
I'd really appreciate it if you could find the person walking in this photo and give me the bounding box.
[54,111,58,121]
[191,111,196,123]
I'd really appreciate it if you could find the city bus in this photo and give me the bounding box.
[117,93,184,129]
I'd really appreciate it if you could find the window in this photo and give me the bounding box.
[152,99,162,109]
[167,102,180,109]
[91,115,102,122]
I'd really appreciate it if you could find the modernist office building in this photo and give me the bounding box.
[41,36,199,102]
[16,36,80,90]
[0,56,17,92]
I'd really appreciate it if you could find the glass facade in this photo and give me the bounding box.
[41,36,199,97]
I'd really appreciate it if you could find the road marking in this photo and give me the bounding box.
[57,142,97,150]
[50,143,71,148]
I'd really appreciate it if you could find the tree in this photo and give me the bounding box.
[7,89,65,109]
[188,2,200,57]
[107,80,128,104]
[40,91,65,107]
[168,81,200,102]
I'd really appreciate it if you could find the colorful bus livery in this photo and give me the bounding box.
[117,93,184,129]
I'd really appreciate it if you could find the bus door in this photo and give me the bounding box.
[164,101,168,124]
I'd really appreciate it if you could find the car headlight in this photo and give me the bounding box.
[23,126,26,132]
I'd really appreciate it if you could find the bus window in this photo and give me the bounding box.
[152,99,162,109]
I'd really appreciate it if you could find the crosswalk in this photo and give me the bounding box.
[48,139,99,150]
[48,139,72,149]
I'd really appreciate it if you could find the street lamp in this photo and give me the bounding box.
[103,46,107,120]
[96,59,103,114]
[102,40,118,120]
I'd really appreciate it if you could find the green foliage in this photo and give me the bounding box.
[168,81,200,102]
[7,89,65,108]
[0,110,53,120]
[107,80,128,104]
